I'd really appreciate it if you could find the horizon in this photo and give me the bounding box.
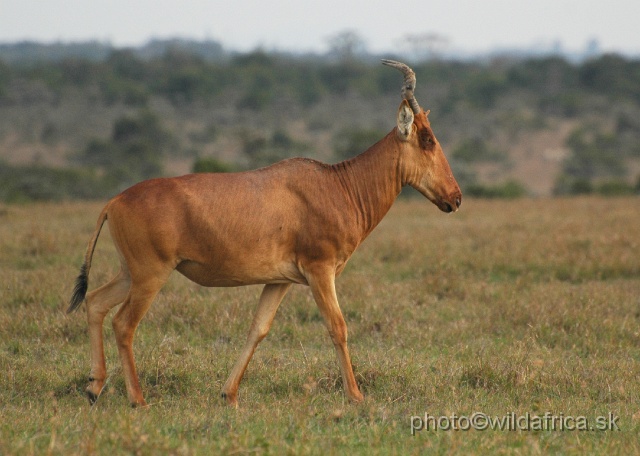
[2,0,639,58]
[0,35,634,63]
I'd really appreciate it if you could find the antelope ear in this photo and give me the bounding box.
[396,100,414,140]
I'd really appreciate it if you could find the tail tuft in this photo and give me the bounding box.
[68,205,107,314]
[67,264,89,313]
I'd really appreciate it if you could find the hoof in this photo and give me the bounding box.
[86,389,99,405]
[221,391,238,408]
[349,392,365,403]
[130,399,148,408]
[86,380,104,405]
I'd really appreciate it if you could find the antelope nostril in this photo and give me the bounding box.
[455,196,462,208]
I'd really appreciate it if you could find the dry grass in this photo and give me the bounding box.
[1,197,639,454]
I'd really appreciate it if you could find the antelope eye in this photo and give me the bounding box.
[420,131,434,147]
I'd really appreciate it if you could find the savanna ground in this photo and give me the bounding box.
[1,196,639,454]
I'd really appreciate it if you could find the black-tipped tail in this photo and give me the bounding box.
[67,264,89,313]
[67,205,108,314]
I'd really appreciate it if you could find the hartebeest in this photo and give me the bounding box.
[68,60,461,407]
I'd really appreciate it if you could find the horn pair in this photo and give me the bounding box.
[381,59,421,115]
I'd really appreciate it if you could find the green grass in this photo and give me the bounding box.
[1,197,639,454]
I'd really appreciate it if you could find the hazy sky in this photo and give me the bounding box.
[2,0,639,55]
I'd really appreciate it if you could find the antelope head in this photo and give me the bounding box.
[382,59,462,213]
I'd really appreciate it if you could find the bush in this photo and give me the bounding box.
[553,176,637,196]
[597,180,635,196]
[553,175,593,195]
[0,163,114,202]
[241,129,309,168]
[465,180,527,199]
[333,128,386,162]
[76,110,170,188]
[563,127,626,179]
[101,77,149,106]
[464,72,505,109]
[192,157,234,173]
[571,179,594,195]
[452,138,506,163]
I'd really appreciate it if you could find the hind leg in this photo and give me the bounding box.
[112,274,170,407]
[85,268,131,403]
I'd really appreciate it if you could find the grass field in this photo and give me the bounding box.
[1,196,639,454]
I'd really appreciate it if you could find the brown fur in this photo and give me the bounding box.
[69,99,461,407]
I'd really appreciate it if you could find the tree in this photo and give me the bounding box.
[563,127,626,179]
[333,128,386,162]
[326,30,367,61]
[401,33,450,61]
[77,111,172,188]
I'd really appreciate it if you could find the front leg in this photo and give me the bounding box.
[306,267,364,403]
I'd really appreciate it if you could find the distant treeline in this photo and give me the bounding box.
[1,44,640,202]
[0,39,226,64]
[2,48,639,109]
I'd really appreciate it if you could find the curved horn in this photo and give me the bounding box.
[381,59,421,114]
